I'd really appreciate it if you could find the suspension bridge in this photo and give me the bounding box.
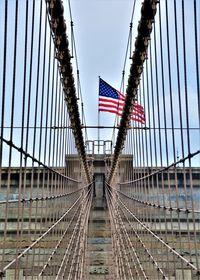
[0,0,200,279]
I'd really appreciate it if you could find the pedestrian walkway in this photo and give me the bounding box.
[86,179,114,279]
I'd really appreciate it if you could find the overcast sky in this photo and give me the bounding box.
[0,0,199,166]
[63,0,200,165]
[63,0,142,141]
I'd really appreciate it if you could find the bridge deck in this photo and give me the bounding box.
[86,179,114,279]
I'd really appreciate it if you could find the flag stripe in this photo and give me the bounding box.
[99,104,145,121]
[99,98,145,116]
[132,106,145,115]
[99,104,145,120]
[99,78,146,124]
[99,102,124,111]
[99,108,145,124]
[99,97,124,106]
[99,99,145,117]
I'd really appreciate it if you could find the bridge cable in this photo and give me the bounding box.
[46,0,90,182]
[108,0,159,184]
[111,0,137,145]
[67,0,89,142]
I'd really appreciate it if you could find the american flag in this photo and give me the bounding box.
[98,78,145,124]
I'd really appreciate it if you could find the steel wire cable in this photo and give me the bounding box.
[0,0,91,278]
[108,1,200,279]
[106,184,148,279]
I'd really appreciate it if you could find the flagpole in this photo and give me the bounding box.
[98,76,100,154]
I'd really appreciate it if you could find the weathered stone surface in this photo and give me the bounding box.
[86,175,114,279]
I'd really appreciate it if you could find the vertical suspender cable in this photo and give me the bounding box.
[108,0,158,184]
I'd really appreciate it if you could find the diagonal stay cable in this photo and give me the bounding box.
[0,183,92,276]
[106,183,200,275]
